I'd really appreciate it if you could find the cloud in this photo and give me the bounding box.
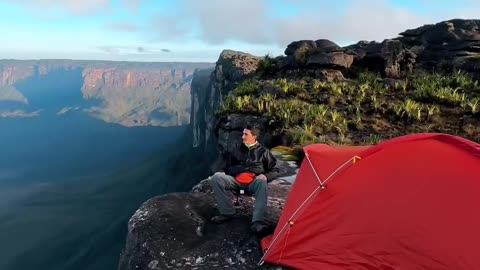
[148,0,272,45]
[119,0,143,12]
[0,109,42,118]
[145,0,480,49]
[272,0,430,46]
[97,46,171,55]
[0,0,111,15]
[149,14,194,42]
[184,0,272,44]
[106,23,140,32]
[4,0,480,61]
[98,46,141,55]
[98,46,120,54]
[0,0,142,15]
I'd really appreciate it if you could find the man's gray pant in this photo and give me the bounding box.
[210,172,267,223]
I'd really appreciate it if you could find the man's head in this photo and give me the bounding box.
[242,126,260,145]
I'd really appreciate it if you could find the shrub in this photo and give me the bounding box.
[365,134,383,145]
[231,79,260,96]
[467,98,480,114]
[357,71,382,85]
[257,53,278,77]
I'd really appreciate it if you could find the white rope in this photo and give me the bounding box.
[306,153,323,186]
[257,154,360,266]
[320,156,358,186]
[257,185,322,266]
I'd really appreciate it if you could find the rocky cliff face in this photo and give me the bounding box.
[190,67,215,148]
[190,50,261,146]
[190,21,480,164]
[0,60,213,126]
[121,51,301,267]
[120,19,480,269]
[118,151,299,270]
[188,49,288,172]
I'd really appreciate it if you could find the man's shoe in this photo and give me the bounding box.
[211,214,234,224]
[250,220,269,233]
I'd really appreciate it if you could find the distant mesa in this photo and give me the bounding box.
[0,60,214,126]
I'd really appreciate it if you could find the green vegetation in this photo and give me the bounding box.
[256,54,279,78]
[218,70,480,146]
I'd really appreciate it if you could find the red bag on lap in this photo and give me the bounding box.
[235,172,255,185]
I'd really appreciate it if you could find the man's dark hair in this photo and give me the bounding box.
[246,126,261,137]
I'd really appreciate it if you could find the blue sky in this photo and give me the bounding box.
[0,0,478,62]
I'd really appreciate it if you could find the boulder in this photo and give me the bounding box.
[118,178,296,270]
[314,69,345,82]
[282,39,346,68]
[307,51,354,69]
[215,50,262,82]
[284,40,316,56]
[397,19,480,76]
[348,39,416,78]
[314,39,342,52]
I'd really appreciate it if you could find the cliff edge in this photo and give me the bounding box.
[119,19,480,270]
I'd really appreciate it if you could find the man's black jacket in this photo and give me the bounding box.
[221,142,280,182]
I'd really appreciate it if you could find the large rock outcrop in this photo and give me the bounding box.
[346,39,417,78]
[282,39,353,69]
[118,171,297,270]
[398,19,480,75]
[277,39,353,81]
[190,50,262,158]
[274,19,480,80]
[278,38,415,79]
[345,20,480,78]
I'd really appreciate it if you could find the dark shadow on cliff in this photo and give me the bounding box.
[0,125,213,270]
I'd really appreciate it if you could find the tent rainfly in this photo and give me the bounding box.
[260,133,480,270]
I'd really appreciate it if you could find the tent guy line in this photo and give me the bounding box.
[258,153,362,266]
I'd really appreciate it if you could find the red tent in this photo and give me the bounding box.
[260,133,480,270]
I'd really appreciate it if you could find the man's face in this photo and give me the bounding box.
[242,129,256,145]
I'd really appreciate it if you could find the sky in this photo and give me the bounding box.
[0,0,478,63]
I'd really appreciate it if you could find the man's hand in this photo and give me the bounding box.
[256,174,267,181]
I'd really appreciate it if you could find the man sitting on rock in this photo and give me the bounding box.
[210,126,279,234]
